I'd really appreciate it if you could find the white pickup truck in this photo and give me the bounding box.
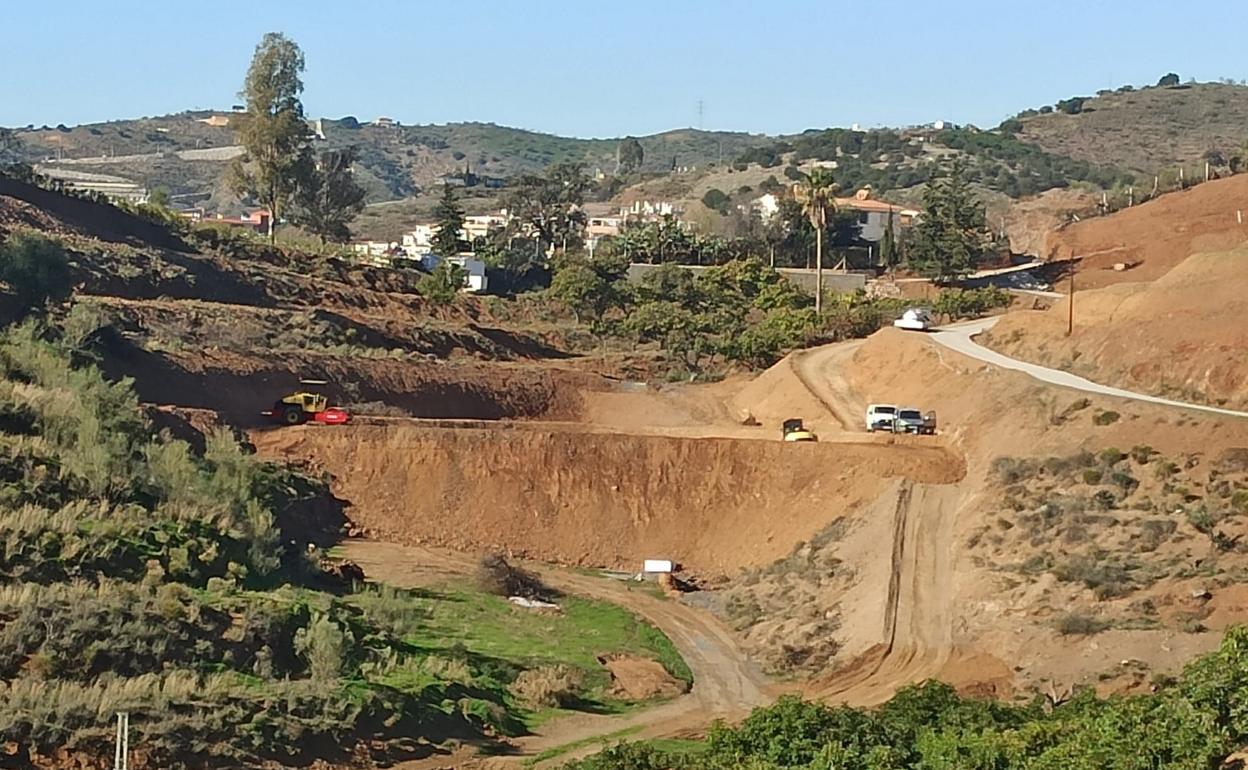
[865,404,898,432]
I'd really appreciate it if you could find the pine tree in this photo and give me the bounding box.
[908,158,988,281]
[879,209,899,270]
[431,184,466,256]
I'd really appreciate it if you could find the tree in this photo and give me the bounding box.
[0,128,22,165]
[0,233,74,316]
[908,158,990,281]
[430,184,466,256]
[879,209,899,271]
[228,32,313,243]
[418,259,467,303]
[701,188,731,214]
[291,148,366,244]
[147,187,171,209]
[505,162,590,255]
[548,263,612,324]
[792,168,839,312]
[617,137,644,174]
[1157,72,1181,87]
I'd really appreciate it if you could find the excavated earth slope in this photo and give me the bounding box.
[252,423,965,575]
[985,245,1248,410]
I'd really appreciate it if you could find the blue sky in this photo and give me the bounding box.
[2,0,1246,137]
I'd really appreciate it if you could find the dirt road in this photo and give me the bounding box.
[790,340,867,431]
[932,318,1248,419]
[804,482,960,704]
[340,540,772,767]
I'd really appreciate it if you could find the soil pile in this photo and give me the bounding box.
[1043,173,1248,289]
[985,245,1248,409]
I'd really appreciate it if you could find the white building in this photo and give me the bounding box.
[835,188,919,243]
[462,212,509,243]
[422,254,489,293]
[750,193,781,222]
[622,200,680,218]
[402,225,435,255]
[351,240,403,267]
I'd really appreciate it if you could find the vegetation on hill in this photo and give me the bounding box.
[732,124,1133,201]
[568,630,1248,770]
[0,217,694,766]
[1009,80,1248,175]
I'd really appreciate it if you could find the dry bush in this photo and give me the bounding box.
[476,554,555,601]
[508,664,583,707]
[1056,613,1110,636]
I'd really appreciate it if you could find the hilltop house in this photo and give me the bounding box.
[835,188,919,242]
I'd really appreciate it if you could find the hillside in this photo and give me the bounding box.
[1042,171,1248,288]
[1013,82,1248,174]
[6,112,763,209]
[985,245,1248,410]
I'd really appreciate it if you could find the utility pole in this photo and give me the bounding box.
[113,712,130,770]
[697,99,704,130]
[1066,263,1075,337]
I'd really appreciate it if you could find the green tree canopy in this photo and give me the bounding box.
[0,233,74,316]
[908,158,989,281]
[430,184,466,256]
[292,148,366,244]
[617,137,644,174]
[418,259,466,303]
[504,162,590,254]
[228,32,313,242]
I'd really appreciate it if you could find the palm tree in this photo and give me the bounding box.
[792,168,840,312]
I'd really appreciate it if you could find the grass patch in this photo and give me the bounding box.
[527,725,645,766]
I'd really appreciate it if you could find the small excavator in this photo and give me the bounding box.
[262,380,351,426]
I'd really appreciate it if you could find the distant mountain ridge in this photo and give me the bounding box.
[4,80,1246,215]
[4,112,766,207]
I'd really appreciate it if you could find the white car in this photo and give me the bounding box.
[893,308,935,331]
[866,404,898,432]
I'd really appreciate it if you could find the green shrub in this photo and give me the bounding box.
[1094,410,1121,426]
[0,233,74,314]
[1082,469,1104,485]
[1100,447,1125,465]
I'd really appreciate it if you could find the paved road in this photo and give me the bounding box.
[930,317,1248,420]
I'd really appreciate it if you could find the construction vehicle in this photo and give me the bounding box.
[782,418,818,442]
[262,380,351,426]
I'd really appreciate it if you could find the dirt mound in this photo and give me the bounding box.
[100,332,594,423]
[985,245,1248,409]
[603,655,690,700]
[251,423,964,575]
[1043,173,1248,289]
[0,176,187,250]
[729,353,839,431]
